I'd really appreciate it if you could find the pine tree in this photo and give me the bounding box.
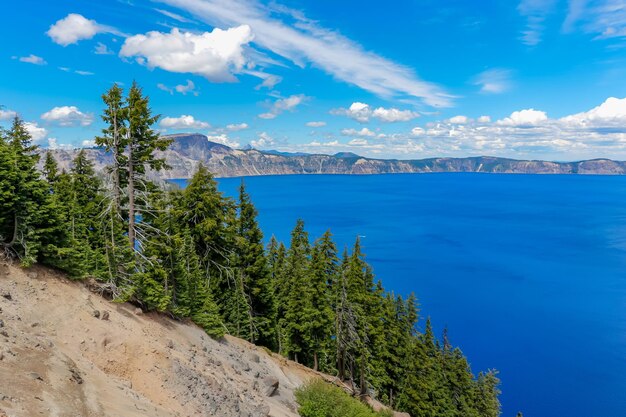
[0,117,57,265]
[308,230,338,371]
[282,219,311,363]
[42,151,59,184]
[233,180,274,346]
[125,81,171,251]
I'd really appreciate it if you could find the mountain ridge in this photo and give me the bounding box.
[43,133,626,178]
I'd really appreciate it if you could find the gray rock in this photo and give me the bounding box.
[28,372,43,381]
[27,272,38,279]
[101,311,110,321]
[249,353,260,363]
[1,292,11,301]
[262,377,279,397]
[0,320,4,328]
[92,310,100,319]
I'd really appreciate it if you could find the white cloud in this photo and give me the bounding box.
[82,139,96,147]
[161,115,210,130]
[250,132,275,148]
[120,26,253,82]
[561,97,626,126]
[331,102,419,123]
[411,126,425,136]
[473,69,512,94]
[341,127,376,137]
[273,97,626,159]
[226,123,249,131]
[448,115,469,124]
[24,122,48,142]
[373,107,420,122]
[0,109,17,120]
[306,121,326,127]
[75,70,94,76]
[497,109,548,126]
[94,42,114,55]
[41,106,94,127]
[157,79,200,95]
[207,133,240,148]
[18,54,47,65]
[47,13,120,46]
[258,94,307,119]
[158,0,451,106]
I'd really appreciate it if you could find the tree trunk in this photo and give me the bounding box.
[128,144,135,251]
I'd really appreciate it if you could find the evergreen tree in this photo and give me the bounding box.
[0,117,57,265]
[308,230,338,371]
[42,151,59,184]
[282,219,311,363]
[233,180,274,346]
[125,81,171,251]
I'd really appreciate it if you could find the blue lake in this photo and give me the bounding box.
[173,173,626,417]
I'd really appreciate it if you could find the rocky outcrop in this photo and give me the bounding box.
[42,133,626,179]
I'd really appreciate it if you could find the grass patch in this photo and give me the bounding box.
[295,379,393,417]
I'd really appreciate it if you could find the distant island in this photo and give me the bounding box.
[44,133,626,178]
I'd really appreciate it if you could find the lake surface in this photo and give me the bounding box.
[173,173,626,417]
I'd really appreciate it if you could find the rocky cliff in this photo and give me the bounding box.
[43,133,626,179]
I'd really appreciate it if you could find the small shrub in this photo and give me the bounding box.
[295,379,392,417]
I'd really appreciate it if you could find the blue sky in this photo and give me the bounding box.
[2,0,626,160]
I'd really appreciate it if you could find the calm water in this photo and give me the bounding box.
[173,173,626,417]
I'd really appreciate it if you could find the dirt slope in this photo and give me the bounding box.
[0,263,327,417]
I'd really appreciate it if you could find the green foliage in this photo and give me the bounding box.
[295,380,392,417]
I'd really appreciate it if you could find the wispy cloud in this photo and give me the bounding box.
[258,94,307,119]
[472,69,513,94]
[159,0,452,107]
[517,0,557,45]
[563,0,626,40]
[15,54,47,65]
[154,8,193,23]
[157,79,199,95]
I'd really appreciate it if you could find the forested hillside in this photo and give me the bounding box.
[0,83,503,417]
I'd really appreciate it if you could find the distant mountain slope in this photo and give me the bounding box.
[43,133,626,178]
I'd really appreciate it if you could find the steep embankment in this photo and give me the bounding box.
[43,133,626,179]
[0,263,349,417]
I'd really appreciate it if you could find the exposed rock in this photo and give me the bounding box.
[69,368,83,385]
[0,320,4,328]
[28,372,43,381]
[262,377,279,397]
[27,272,38,280]
[101,311,109,321]
[1,292,11,301]
[134,308,143,316]
[92,310,100,319]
